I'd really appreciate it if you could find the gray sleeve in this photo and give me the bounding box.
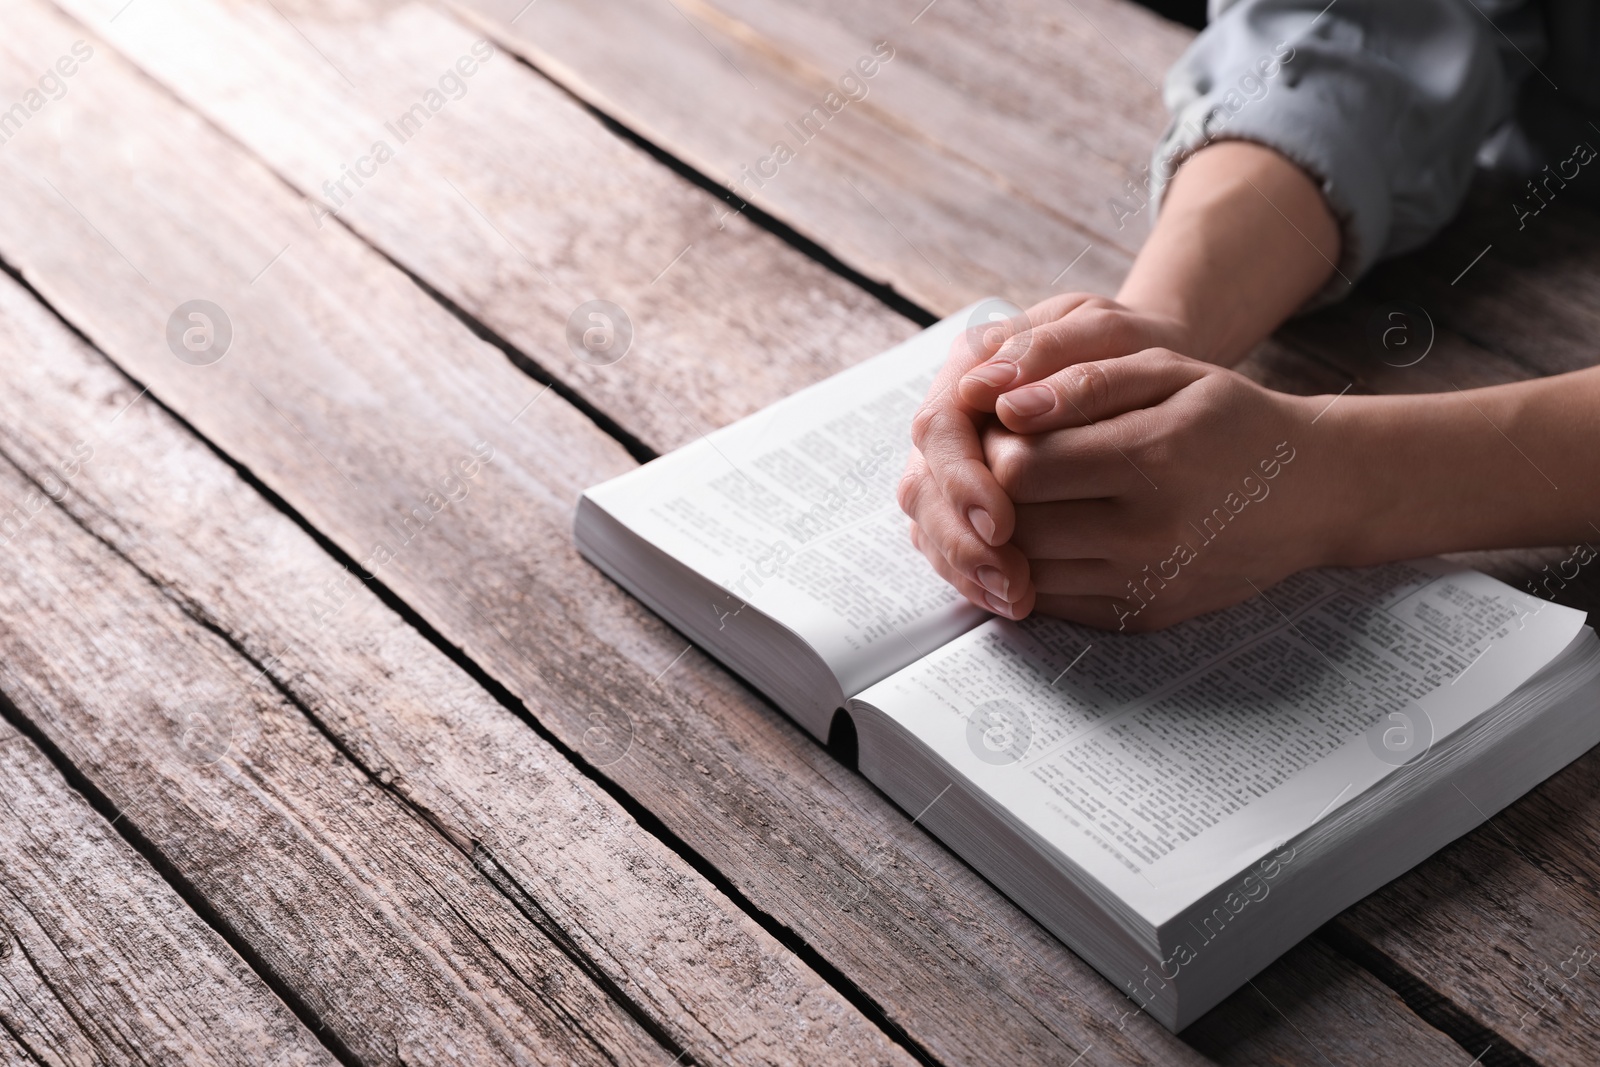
[1150,0,1517,304]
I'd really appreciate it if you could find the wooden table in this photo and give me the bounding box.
[0,0,1594,1063]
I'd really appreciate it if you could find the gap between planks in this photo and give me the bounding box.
[0,261,912,1066]
[4,4,1169,1064]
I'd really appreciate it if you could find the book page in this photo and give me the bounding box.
[584,311,986,697]
[854,560,1585,922]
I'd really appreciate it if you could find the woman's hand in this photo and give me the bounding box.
[900,141,1351,626]
[915,348,1358,631]
[898,293,1195,618]
[993,349,1340,630]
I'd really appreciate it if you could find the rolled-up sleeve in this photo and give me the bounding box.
[1151,0,1517,303]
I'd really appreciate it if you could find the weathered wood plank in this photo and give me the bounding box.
[0,4,1177,1062]
[1334,743,1600,1067]
[0,722,335,1067]
[1283,301,1539,396]
[0,267,908,1066]
[446,0,1161,309]
[689,0,1185,188]
[428,7,1600,1061]
[1361,186,1600,381]
[0,2,1387,1064]
[455,0,1600,390]
[1186,939,1474,1066]
[0,422,677,1065]
[12,2,1478,1062]
[47,0,914,457]
[0,26,1107,1067]
[5,4,1166,1066]
[0,1029,34,1067]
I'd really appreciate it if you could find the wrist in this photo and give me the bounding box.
[1308,395,1410,566]
[1305,386,1548,566]
[1116,141,1341,368]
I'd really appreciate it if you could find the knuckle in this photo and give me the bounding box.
[896,473,922,516]
[909,404,938,447]
[1155,520,1189,554]
[1080,304,1125,338]
[1066,359,1114,417]
[1069,299,1113,324]
[948,464,988,508]
[1193,367,1241,405]
[945,534,990,574]
[913,523,948,565]
[1105,309,1145,346]
[896,459,926,507]
[1151,346,1209,387]
[923,407,972,450]
[1036,291,1091,321]
[1153,346,1191,369]
[986,438,1029,497]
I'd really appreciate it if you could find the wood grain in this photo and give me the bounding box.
[0,721,334,1067]
[422,10,1600,1059]
[0,1030,34,1067]
[0,258,908,1064]
[0,413,676,1065]
[534,3,1600,1062]
[1361,185,1600,381]
[1282,301,1542,396]
[1186,939,1473,1066]
[47,0,915,457]
[0,1,1461,1063]
[693,0,1186,186]
[2,5,1156,1064]
[446,0,1169,310]
[453,0,1600,394]
[1335,743,1600,1067]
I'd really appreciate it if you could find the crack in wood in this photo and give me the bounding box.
[0,279,937,1066]
[0,685,366,1067]
[1317,924,1541,1067]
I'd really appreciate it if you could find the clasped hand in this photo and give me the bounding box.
[898,294,1337,631]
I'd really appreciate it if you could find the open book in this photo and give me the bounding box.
[576,306,1600,1030]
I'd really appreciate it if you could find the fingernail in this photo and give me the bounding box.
[967,506,998,546]
[1003,383,1055,417]
[976,566,1010,599]
[985,592,1013,617]
[962,361,1018,388]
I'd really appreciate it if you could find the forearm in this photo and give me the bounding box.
[1320,368,1600,563]
[1116,141,1341,367]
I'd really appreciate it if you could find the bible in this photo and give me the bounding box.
[575,305,1600,1029]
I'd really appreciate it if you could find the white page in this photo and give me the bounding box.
[855,560,1584,923]
[584,311,987,697]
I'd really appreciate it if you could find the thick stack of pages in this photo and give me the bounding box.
[576,306,1600,1029]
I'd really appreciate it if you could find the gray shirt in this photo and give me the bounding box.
[1152,0,1599,301]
